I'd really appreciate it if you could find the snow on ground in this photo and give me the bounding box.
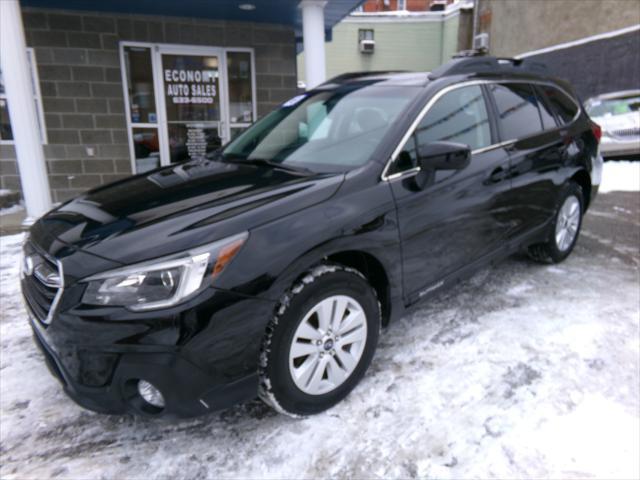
[0,203,25,216]
[1,194,639,479]
[599,160,640,193]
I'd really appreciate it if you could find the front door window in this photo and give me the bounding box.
[120,44,256,173]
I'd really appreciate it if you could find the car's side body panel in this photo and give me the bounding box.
[388,144,513,304]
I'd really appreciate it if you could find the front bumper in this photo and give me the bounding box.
[24,277,276,418]
[30,317,258,418]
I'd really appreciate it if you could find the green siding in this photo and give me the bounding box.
[297,15,460,83]
[442,15,460,62]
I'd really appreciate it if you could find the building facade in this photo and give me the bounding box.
[297,2,466,84]
[359,0,454,13]
[1,9,297,203]
[475,0,640,58]
[0,0,360,216]
[474,0,640,99]
[519,27,640,101]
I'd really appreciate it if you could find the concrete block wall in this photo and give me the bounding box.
[0,8,297,203]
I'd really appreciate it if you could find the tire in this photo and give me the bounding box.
[528,182,584,264]
[258,264,381,417]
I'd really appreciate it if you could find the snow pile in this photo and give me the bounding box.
[599,160,640,193]
[0,203,25,216]
[1,202,639,478]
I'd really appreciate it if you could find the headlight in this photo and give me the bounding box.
[81,232,248,311]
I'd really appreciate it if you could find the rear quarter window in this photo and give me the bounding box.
[539,85,579,124]
[534,86,558,130]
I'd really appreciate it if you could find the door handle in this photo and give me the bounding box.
[486,166,507,184]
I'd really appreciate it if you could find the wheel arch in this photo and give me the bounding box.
[268,242,399,328]
[570,169,592,210]
[324,250,392,327]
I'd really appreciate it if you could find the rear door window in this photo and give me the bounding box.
[488,83,543,140]
[539,85,579,124]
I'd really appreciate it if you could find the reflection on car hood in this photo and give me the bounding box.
[34,159,344,266]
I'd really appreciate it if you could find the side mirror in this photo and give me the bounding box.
[417,141,471,171]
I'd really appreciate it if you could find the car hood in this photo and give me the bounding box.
[35,159,344,266]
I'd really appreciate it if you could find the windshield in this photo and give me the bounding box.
[215,85,420,173]
[586,95,640,118]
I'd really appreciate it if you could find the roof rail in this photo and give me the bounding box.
[429,54,549,80]
[452,49,487,58]
[321,70,408,85]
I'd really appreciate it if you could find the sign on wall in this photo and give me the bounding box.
[164,68,218,104]
[161,54,222,163]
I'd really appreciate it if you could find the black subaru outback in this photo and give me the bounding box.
[22,55,603,417]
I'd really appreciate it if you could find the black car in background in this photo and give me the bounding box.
[21,55,603,418]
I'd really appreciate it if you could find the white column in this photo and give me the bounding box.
[299,0,327,90]
[1,0,52,220]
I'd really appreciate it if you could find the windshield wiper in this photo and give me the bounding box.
[226,157,314,175]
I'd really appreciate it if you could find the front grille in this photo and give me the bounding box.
[21,244,63,325]
[610,127,640,138]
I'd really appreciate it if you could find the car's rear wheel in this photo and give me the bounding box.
[258,264,380,416]
[528,182,584,264]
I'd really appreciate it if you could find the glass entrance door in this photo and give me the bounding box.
[121,43,256,173]
[159,48,227,164]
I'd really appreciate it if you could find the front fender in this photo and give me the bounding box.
[215,181,405,322]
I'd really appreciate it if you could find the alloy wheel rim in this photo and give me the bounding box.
[288,295,368,396]
[555,195,580,252]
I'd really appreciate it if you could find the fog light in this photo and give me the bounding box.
[137,380,165,408]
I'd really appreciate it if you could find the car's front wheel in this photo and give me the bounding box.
[258,264,380,416]
[528,182,584,263]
